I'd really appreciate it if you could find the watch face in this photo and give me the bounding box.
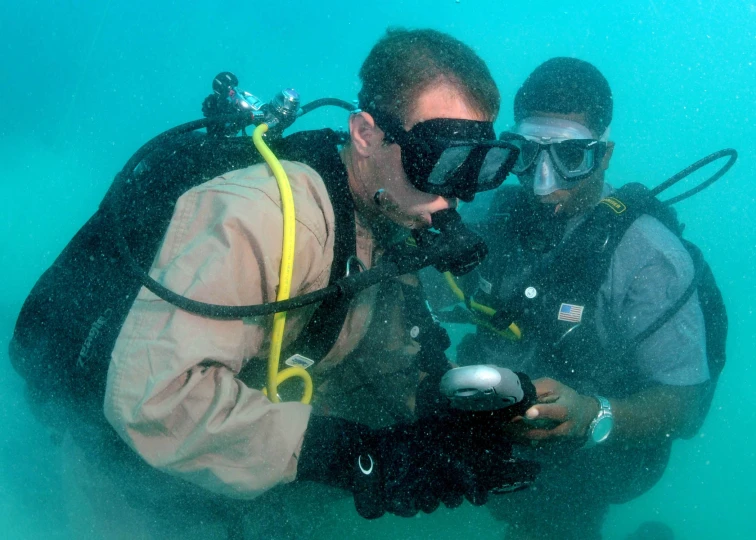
[592,416,614,443]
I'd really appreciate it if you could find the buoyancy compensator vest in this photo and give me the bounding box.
[9,129,357,411]
[470,182,727,425]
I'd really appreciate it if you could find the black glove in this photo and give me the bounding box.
[296,412,539,519]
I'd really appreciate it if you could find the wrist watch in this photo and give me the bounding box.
[584,395,614,449]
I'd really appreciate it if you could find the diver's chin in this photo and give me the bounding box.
[535,194,571,219]
[375,189,441,229]
[394,209,433,230]
[533,200,562,219]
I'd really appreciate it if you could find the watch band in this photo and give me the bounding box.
[592,396,612,422]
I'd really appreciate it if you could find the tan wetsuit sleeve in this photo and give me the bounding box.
[104,160,335,499]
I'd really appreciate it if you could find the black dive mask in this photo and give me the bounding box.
[366,109,520,202]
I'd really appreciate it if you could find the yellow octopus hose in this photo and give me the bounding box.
[252,123,313,404]
[443,272,522,340]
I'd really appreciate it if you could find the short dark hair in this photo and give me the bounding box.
[358,28,500,124]
[514,57,613,136]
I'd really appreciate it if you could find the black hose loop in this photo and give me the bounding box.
[300,98,357,116]
[650,148,737,205]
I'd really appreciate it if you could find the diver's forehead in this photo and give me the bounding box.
[405,83,487,129]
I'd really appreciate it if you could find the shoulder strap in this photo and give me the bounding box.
[543,183,666,300]
[271,130,357,362]
[557,184,723,364]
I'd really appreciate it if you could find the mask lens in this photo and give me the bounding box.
[427,144,516,201]
[427,146,473,186]
[552,140,594,174]
[478,146,512,187]
[502,136,539,174]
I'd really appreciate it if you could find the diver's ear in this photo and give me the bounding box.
[349,112,383,158]
[601,141,615,170]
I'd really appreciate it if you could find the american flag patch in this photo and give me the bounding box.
[557,303,584,323]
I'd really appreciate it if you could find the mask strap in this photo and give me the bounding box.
[360,105,407,146]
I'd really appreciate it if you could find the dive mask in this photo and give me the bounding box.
[500,117,608,196]
[366,109,520,202]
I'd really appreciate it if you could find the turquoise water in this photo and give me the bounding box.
[1,1,754,538]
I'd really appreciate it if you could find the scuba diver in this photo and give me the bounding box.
[443,57,732,539]
[9,29,539,538]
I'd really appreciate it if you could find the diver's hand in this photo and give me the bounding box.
[520,378,599,442]
[297,414,539,519]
